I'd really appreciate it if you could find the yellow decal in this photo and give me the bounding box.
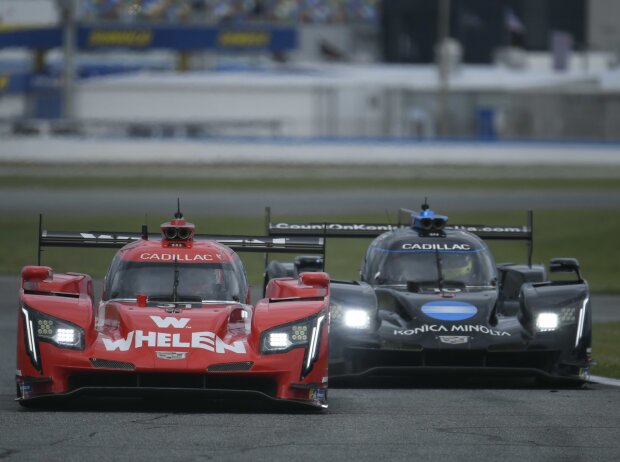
[218,31,269,48]
[0,75,9,92]
[0,24,49,32]
[88,30,153,48]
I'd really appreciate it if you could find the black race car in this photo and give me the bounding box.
[264,205,592,384]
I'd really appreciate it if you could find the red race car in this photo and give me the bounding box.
[16,210,330,409]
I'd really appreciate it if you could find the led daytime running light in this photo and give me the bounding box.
[21,307,37,363]
[575,297,589,348]
[306,315,325,370]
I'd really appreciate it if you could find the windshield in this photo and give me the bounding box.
[368,248,496,289]
[105,261,244,302]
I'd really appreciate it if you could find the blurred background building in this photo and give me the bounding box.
[0,0,619,140]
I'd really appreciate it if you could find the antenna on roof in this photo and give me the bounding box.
[174,198,183,219]
[37,213,43,265]
[142,213,149,240]
[384,208,392,225]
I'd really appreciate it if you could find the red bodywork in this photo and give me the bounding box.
[16,219,330,408]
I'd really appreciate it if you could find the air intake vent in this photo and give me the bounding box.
[90,358,136,370]
[207,361,253,372]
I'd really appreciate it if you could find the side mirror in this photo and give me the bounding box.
[293,255,324,273]
[549,258,579,273]
[300,271,330,289]
[22,266,52,282]
[549,258,582,281]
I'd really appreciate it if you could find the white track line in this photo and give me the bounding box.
[3,138,620,166]
[590,375,620,387]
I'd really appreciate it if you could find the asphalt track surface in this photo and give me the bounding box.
[0,276,619,461]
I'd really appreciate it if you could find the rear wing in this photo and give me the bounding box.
[266,206,398,238]
[265,207,534,266]
[36,215,325,265]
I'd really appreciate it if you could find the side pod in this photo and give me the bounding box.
[21,266,94,302]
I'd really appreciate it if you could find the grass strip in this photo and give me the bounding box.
[2,175,620,191]
[592,323,620,379]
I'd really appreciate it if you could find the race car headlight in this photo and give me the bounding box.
[22,305,84,351]
[36,314,83,349]
[266,332,292,349]
[261,321,311,353]
[536,312,559,332]
[343,309,371,329]
[260,313,326,378]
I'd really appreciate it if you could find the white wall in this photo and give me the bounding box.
[0,0,57,24]
[0,95,26,118]
[75,77,322,136]
[70,63,620,139]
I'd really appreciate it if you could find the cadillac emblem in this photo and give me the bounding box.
[438,336,469,345]
[156,351,188,360]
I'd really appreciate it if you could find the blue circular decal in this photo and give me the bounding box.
[421,301,477,321]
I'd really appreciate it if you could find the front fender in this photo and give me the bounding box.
[519,281,591,351]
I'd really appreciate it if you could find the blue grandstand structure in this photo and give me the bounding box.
[78,0,379,24]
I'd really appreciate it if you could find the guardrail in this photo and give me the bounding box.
[0,118,283,138]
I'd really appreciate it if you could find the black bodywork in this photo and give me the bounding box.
[265,208,592,383]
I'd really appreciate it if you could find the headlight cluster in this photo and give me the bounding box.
[261,313,326,378]
[330,301,373,330]
[262,322,311,352]
[343,309,371,329]
[535,303,585,334]
[535,312,560,332]
[21,305,85,371]
[35,314,83,349]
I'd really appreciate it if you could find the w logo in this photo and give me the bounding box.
[150,316,190,329]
